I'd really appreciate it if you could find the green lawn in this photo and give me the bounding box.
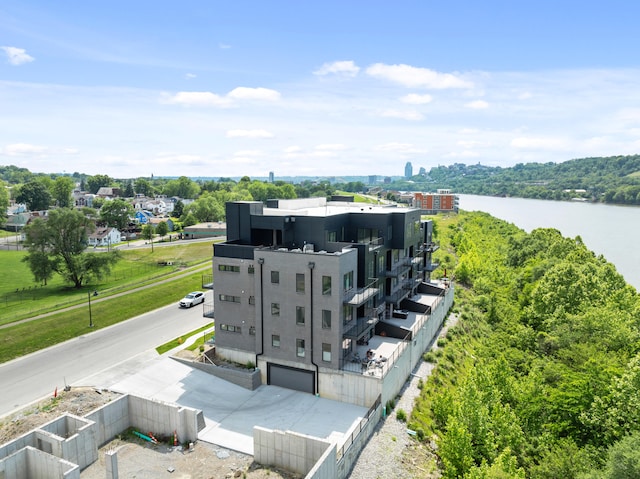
[0,242,214,324]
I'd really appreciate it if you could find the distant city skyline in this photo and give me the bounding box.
[1,1,639,178]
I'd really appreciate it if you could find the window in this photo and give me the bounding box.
[248,265,255,274]
[220,324,241,333]
[296,339,305,357]
[271,303,280,316]
[219,294,240,303]
[249,326,256,336]
[271,271,280,283]
[296,273,305,293]
[296,306,305,325]
[322,310,331,329]
[218,264,240,272]
[343,304,353,322]
[272,335,280,348]
[322,276,331,295]
[343,271,354,292]
[327,231,337,242]
[249,296,255,305]
[322,343,332,362]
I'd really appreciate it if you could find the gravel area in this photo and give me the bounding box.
[348,314,458,479]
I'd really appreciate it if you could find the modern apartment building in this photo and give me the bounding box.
[212,197,449,404]
[413,189,459,214]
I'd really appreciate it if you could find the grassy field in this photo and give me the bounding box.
[0,240,216,363]
[0,241,213,324]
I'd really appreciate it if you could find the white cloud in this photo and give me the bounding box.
[283,146,302,154]
[457,140,491,149]
[366,63,473,89]
[2,143,47,156]
[444,150,481,158]
[400,93,433,105]
[226,129,274,138]
[518,91,532,100]
[164,91,231,107]
[219,43,231,49]
[511,137,568,150]
[227,87,281,101]
[1,46,34,65]
[378,109,424,121]
[314,60,360,77]
[185,73,197,79]
[465,100,489,109]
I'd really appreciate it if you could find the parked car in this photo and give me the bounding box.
[179,291,205,308]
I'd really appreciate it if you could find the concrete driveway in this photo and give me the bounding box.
[87,354,368,455]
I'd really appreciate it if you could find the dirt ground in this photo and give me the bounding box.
[0,387,300,479]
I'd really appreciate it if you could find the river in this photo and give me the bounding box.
[458,195,640,291]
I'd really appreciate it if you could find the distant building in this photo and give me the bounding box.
[404,162,413,179]
[413,189,459,214]
[269,171,274,183]
[368,175,377,185]
[418,167,427,176]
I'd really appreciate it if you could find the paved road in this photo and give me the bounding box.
[0,298,213,417]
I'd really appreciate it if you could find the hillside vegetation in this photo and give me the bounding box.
[414,211,640,478]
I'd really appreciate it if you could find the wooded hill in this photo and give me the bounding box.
[413,212,640,478]
[397,154,640,205]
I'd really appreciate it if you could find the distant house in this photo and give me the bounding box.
[87,227,121,247]
[96,187,122,198]
[134,211,152,225]
[73,189,95,207]
[148,217,175,232]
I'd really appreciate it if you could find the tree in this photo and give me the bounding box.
[173,200,184,218]
[86,174,112,194]
[134,178,153,196]
[0,180,9,227]
[51,176,75,208]
[23,208,120,288]
[156,221,169,238]
[162,176,200,199]
[16,180,52,211]
[141,224,155,252]
[100,199,134,230]
[123,180,135,198]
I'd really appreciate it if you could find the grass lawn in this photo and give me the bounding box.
[0,242,214,324]
[0,271,207,364]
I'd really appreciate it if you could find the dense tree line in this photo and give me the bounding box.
[386,155,640,206]
[412,212,640,478]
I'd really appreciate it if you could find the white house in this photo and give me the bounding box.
[87,227,121,247]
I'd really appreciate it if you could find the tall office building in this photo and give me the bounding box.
[269,171,274,183]
[404,162,413,179]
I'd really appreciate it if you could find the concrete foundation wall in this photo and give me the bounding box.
[0,446,80,479]
[317,369,381,408]
[254,426,334,477]
[171,356,262,390]
[337,404,382,479]
[0,394,202,479]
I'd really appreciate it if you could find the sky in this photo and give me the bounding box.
[1,1,640,179]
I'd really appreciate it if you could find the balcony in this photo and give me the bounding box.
[384,277,413,304]
[342,314,380,339]
[366,237,384,251]
[423,261,440,272]
[344,278,380,306]
[383,257,412,278]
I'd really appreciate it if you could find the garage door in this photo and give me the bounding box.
[267,363,315,394]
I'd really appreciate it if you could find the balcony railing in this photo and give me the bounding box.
[344,278,380,306]
[343,314,379,339]
[366,237,384,251]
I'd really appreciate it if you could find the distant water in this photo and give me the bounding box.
[458,195,640,291]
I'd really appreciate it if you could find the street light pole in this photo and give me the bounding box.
[88,291,98,327]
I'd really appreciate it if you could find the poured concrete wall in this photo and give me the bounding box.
[0,394,201,479]
[254,426,334,477]
[171,356,262,390]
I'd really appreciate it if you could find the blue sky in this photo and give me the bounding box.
[1,1,639,179]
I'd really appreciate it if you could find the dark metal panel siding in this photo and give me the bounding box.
[267,363,315,394]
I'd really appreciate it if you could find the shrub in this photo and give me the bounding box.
[396,409,407,422]
[245,361,255,370]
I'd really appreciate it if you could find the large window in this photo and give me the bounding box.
[322,275,331,295]
[248,265,255,274]
[249,296,255,305]
[271,303,280,316]
[322,310,331,329]
[219,294,240,303]
[343,304,353,323]
[296,273,305,293]
[220,324,241,333]
[343,271,354,292]
[322,343,332,362]
[296,339,305,358]
[271,271,280,284]
[296,306,305,325]
[218,264,240,272]
[272,335,280,348]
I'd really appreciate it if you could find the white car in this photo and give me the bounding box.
[179,291,205,308]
